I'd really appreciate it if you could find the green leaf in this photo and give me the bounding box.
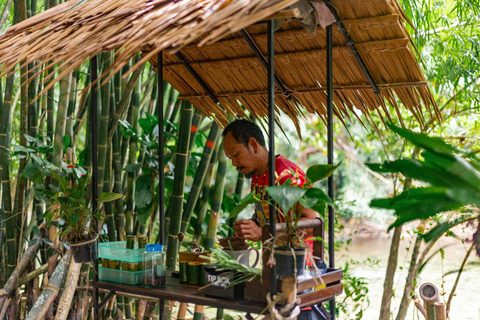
[125,163,142,173]
[265,185,306,213]
[300,187,332,213]
[423,216,473,242]
[63,135,71,148]
[100,192,124,203]
[306,163,340,182]
[14,145,35,154]
[23,162,39,180]
[136,188,153,209]
[228,191,257,219]
[387,123,457,155]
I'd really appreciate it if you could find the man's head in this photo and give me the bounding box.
[222,119,267,178]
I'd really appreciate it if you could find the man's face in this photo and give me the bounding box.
[223,132,257,178]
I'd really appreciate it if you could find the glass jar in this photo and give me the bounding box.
[143,244,166,287]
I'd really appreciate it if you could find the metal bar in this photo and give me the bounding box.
[326,24,336,320]
[157,51,166,320]
[177,81,428,100]
[98,290,116,311]
[175,52,219,104]
[90,55,99,320]
[240,29,290,98]
[326,1,380,95]
[267,19,276,297]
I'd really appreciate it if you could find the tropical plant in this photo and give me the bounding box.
[265,164,338,246]
[35,171,123,243]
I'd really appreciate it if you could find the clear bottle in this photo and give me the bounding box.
[143,244,166,287]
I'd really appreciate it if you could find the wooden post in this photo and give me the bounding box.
[419,283,440,320]
[434,302,447,320]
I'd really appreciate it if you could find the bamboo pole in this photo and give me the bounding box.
[180,122,220,234]
[25,253,70,320]
[0,229,44,310]
[166,101,193,269]
[204,141,227,251]
[54,256,81,320]
[194,142,219,243]
[434,302,446,320]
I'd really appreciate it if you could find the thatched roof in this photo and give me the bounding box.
[0,0,437,131]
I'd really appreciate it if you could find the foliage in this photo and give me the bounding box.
[264,164,338,245]
[368,123,479,248]
[336,259,377,320]
[35,171,122,242]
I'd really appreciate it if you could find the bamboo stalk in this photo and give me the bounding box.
[25,253,70,320]
[166,101,193,269]
[0,229,44,311]
[434,302,446,320]
[194,141,219,243]
[54,256,81,320]
[180,122,220,234]
[204,142,226,250]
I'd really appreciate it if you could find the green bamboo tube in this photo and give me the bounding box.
[112,129,126,239]
[188,108,203,152]
[228,172,245,237]
[180,122,220,234]
[194,143,219,243]
[0,74,14,279]
[104,145,117,242]
[166,102,193,270]
[204,144,227,251]
[193,305,204,320]
[96,51,113,200]
[216,308,224,320]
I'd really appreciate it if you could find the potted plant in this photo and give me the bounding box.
[261,163,338,279]
[35,170,123,262]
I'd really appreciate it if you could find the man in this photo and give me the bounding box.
[222,119,319,241]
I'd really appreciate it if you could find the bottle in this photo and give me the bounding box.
[143,244,166,287]
[312,259,328,290]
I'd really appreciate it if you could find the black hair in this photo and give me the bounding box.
[222,119,265,147]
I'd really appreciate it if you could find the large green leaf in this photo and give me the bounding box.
[135,188,153,209]
[228,191,257,219]
[422,151,480,189]
[387,123,458,155]
[423,216,473,242]
[300,187,333,213]
[306,163,340,183]
[100,192,124,203]
[371,187,464,230]
[367,159,448,186]
[265,185,306,214]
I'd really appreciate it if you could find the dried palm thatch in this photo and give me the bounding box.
[0,0,298,94]
[0,0,438,132]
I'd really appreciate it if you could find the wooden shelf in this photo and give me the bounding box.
[94,281,267,314]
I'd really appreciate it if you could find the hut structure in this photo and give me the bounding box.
[0,0,436,130]
[0,0,437,319]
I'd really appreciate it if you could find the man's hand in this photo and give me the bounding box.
[233,219,262,241]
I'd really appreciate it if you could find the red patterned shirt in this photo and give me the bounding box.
[251,155,306,227]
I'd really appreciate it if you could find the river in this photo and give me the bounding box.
[336,237,480,319]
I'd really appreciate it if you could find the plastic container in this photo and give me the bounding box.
[143,244,166,287]
[99,241,144,263]
[99,266,143,285]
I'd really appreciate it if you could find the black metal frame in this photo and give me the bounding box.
[92,17,337,320]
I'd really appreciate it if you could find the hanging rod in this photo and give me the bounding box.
[240,29,291,99]
[326,1,380,95]
[175,52,219,104]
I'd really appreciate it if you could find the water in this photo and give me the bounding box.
[336,237,480,319]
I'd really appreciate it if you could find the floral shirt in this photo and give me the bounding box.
[251,155,306,227]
